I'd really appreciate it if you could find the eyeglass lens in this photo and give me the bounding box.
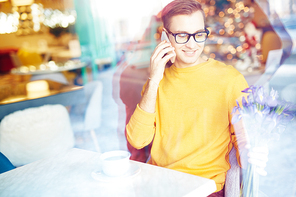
[176,32,208,44]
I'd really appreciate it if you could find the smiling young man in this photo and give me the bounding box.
[126,0,249,196]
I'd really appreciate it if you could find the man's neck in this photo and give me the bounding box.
[174,57,208,68]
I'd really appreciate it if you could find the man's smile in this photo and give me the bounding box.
[182,49,197,56]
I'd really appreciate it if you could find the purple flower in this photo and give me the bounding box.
[255,86,266,105]
[242,85,257,93]
[231,114,242,124]
[247,94,254,103]
[242,96,248,107]
[232,85,295,143]
[262,106,271,115]
[254,106,270,123]
[231,106,239,115]
[241,86,253,93]
[267,88,279,107]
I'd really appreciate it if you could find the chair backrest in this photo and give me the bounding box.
[225,146,241,197]
[84,81,103,130]
[0,104,74,167]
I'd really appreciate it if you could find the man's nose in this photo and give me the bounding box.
[185,35,196,48]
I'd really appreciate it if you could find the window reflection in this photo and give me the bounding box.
[0,0,295,196]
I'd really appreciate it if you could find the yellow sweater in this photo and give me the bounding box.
[126,58,248,191]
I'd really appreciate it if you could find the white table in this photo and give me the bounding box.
[0,148,216,197]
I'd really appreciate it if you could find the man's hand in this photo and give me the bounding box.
[149,40,176,84]
[138,40,175,113]
[232,114,269,176]
[247,146,269,176]
[241,145,269,176]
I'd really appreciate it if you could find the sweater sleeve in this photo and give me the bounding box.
[126,104,156,149]
[126,81,157,149]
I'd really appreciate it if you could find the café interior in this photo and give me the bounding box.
[0,0,296,196]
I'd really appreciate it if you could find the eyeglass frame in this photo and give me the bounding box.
[164,28,210,44]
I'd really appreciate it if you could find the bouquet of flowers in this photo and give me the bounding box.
[231,85,295,197]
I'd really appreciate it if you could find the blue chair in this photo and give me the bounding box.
[0,152,15,174]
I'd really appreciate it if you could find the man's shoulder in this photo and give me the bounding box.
[209,59,242,76]
[209,58,234,68]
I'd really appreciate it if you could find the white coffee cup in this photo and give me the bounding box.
[100,150,131,177]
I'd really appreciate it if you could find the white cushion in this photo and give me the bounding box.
[0,104,74,166]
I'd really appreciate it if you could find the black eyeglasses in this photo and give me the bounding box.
[166,28,210,44]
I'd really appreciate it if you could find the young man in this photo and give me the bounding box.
[126,0,267,196]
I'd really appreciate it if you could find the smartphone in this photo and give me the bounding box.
[161,31,170,42]
[161,31,176,63]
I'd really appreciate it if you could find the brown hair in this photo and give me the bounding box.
[161,0,205,30]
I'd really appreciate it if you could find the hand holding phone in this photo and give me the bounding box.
[161,31,176,64]
[148,31,175,85]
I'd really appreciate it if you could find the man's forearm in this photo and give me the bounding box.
[139,79,159,113]
[138,40,173,113]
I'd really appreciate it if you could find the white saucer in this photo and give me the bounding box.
[91,163,141,182]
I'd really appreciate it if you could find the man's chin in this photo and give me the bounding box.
[180,57,199,65]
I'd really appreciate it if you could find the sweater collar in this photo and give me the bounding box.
[171,58,214,73]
